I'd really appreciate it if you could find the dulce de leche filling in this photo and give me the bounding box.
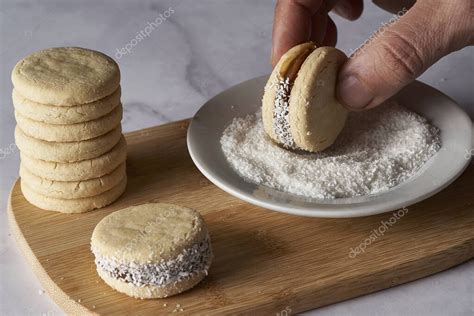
[272,45,315,149]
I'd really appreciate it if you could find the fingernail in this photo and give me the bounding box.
[337,76,373,109]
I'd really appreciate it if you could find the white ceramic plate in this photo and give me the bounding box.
[187,76,472,218]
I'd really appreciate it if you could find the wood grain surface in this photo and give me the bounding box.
[8,119,474,315]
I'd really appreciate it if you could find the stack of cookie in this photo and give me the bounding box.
[12,47,127,214]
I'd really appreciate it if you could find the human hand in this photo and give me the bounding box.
[271,0,473,110]
[271,0,363,66]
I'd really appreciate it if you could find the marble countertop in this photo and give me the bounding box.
[0,1,472,315]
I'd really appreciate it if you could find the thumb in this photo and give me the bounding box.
[336,1,463,110]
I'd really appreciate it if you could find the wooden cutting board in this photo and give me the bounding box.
[8,119,474,315]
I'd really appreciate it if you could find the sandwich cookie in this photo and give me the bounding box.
[15,125,122,163]
[15,103,123,142]
[91,203,213,299]
[12,47,120,106]
[20,136,127,181]
[20,162,126,199]
[21,176,127,213]
[12,87,121,125]
[262,43,348,152]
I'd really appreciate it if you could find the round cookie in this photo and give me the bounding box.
[12,87,121,124]
[90,203,213,299]
[11,47,120,105]
[20,162,126,199]
[15,103,123,142]
[15,125,122,163]
[21,176,127,213]
[262,43,348,152]
[20,136,127,181]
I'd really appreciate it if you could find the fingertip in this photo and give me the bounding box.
[322,16,337,46]
[271,0,325,67]
[270,47,276,67]
[333,0,363,21]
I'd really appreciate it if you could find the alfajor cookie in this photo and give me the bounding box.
[262,43,348,152]
[12,87,121,125]
[21,176,127,213]
[20,162,126,199]
[20,136,127,181]
[15,125,122,163]
[91,203,213,299]
[15,103,123,142]
[12,47,120,106]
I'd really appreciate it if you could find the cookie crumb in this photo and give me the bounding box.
[172,303,184,313]
[38,289,45,295]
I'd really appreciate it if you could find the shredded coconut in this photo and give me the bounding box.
[221,101,441,199]
[93,235,212,287]
[272,77,296,148]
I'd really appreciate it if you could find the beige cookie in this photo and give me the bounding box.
[262,43,348,152]
[21,176,127,213]
[15,125,122,163]
[15,103,123,142]
[12,87,121,124]
[20,162,126,199]
[20,136,127,181]
[12,47,120,106]
[91,203,213,298]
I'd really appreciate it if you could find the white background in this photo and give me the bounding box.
[0,0,472,315]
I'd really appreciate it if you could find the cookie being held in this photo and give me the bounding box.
[262,43,348,152]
